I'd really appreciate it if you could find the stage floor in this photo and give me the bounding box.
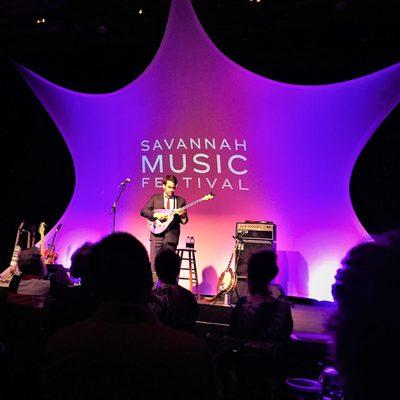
[196,295,336,344]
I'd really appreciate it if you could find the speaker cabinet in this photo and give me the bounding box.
[228,277,248,304]
[229,280,285,304]
[235,240,276,277]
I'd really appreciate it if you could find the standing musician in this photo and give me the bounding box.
[140,175,188,280]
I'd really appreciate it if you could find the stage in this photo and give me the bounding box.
[196,295,335,338]
[195,295,336,378]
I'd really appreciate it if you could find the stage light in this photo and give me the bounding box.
[138,9,143,15]
[35,17,46,24]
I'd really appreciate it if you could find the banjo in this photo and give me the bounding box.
[206,233,246,304]
[215,242,239,295]
[147,192,215,234]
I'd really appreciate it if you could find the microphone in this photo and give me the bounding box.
[120,178,131,186]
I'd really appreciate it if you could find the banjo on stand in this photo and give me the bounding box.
[206,232,245,305]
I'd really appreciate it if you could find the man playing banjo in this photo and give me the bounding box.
[140,174,188,281]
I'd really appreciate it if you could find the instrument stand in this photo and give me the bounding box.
[110,183,127,232]
[224,235,243,306]
[224,289,239,306]
[226,286,241,306]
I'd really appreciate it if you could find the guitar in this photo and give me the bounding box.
[43,224,62,264]
[0,221,24,283]
[147,193,215,234]
[38,222,46,258]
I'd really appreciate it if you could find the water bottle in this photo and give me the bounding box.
[186,236,195,248]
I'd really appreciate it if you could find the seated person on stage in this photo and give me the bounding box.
[330,231,400,400]
[230,249,293,342]
[42,232,215,400]
[150,249,199,332]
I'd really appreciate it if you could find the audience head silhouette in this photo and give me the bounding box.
[247,249,278,295]
[331,230,400,399]
[69,241,93,285]
[17,247,47,277]
[42,233,215,400]
[87,232,152,304]
[155,248,181,284]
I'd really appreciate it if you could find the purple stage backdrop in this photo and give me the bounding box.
[17,0,400,299]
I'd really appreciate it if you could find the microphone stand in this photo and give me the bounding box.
[111,183,128,232]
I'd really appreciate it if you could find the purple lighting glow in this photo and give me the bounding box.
[18,0,400,299]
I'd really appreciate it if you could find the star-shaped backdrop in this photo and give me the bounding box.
[17,0,400,299]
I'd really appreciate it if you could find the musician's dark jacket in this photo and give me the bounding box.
[140,194,188,244]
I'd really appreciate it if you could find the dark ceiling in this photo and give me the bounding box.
[2,0,400,88]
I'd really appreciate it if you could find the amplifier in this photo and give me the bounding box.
[235,221,276,242]
[235,241,276,277]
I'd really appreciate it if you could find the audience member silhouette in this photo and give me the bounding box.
[42,232,215,400]
[229,249,293,400]
[150,249,199,332]
[331,231,400,400]
[3,248,50,400]
[7,247,50,308]
[230,249,293,341]
[44,241,99,338]
[68,241,94,284]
